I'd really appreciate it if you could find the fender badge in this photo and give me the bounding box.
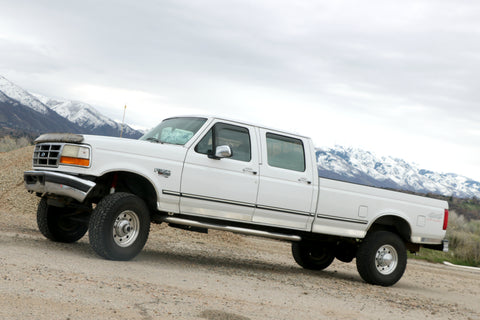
[154,168,171,178]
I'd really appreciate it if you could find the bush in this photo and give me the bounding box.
[446,212,480,266]
[0,136,31,152]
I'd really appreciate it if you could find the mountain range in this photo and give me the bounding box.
[316,146,480,199]
[0,75,142,139]
[1,75,479,198]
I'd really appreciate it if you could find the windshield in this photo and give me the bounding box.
[140,117,208,145]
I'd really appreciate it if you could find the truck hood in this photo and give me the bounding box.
[81,134,188,163]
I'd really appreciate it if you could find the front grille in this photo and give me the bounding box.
[33,143,63,167]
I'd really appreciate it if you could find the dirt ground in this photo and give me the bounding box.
[1,147,480,320]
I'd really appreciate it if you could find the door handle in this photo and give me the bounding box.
[298,177,312,184]
[243,168,258,175]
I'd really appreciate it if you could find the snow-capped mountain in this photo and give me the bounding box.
[317,146,480,198]
[33,94,141,138]
[0,75,141,138]
[0,77,83,134]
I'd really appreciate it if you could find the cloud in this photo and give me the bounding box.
[1,0,480,179]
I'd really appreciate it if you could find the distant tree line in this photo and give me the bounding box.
[448,196,480,221]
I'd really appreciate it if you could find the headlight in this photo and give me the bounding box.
[60,145,91,167]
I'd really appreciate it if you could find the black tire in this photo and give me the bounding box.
[292,241,335,270]
[88,192,150,261]
[37,198,88,243]
[356,231,407,286]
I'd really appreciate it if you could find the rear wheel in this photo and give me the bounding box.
[88,192,150,261]
[37,198,88,243]
[356,231,407,286]
[292,241,335,270]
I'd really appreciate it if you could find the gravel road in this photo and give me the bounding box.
[1,147,479,320]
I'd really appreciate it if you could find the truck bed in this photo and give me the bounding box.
[312,177,448,245]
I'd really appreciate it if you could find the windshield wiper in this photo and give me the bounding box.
[145,137,162,143]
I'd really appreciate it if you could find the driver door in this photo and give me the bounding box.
[180,121,260,221]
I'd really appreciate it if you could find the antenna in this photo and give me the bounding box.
[120,105,127,137]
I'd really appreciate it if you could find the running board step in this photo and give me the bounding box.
[161,216,302,242]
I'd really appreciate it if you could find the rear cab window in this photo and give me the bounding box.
[266,133,306,172]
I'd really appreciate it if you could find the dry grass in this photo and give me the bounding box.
[0,146,37,210]
[0,145,39,233]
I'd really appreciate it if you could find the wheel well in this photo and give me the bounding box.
[367,215,411,243]
[90,171,158,213]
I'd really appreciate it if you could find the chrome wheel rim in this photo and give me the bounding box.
[375,245,398,275]
[113,210,140,247]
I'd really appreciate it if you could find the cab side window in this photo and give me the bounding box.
[266,133,305,172]
[195,123,251,162]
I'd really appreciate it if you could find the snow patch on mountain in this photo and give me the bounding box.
[0,76,50,114]
[0,91,12,103]
[33,93,115,128]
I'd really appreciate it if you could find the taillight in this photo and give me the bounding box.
[443,209,449,230]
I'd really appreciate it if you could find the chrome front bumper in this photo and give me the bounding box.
[24,170,96,202]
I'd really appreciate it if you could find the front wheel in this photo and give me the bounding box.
[356,231,407,286]
[292,241,335,270]
[37,198,88,243]
[88,192,150,261]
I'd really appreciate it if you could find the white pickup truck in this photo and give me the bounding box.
[24,116,449,286]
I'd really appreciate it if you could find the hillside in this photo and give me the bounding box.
[0,146,39,232]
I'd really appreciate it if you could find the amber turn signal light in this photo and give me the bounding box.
[60,156,90,167]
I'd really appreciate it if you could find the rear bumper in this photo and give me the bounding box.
[24,170,96,202]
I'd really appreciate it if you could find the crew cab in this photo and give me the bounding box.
[24,116,449,286]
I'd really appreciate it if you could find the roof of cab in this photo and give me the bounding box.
[165,115,312,140]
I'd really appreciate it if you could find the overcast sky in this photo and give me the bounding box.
[1,0,480,180]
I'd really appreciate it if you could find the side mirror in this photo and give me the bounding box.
[215,145,232,158]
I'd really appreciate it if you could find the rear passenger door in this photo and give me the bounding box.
[253,129,317,230]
